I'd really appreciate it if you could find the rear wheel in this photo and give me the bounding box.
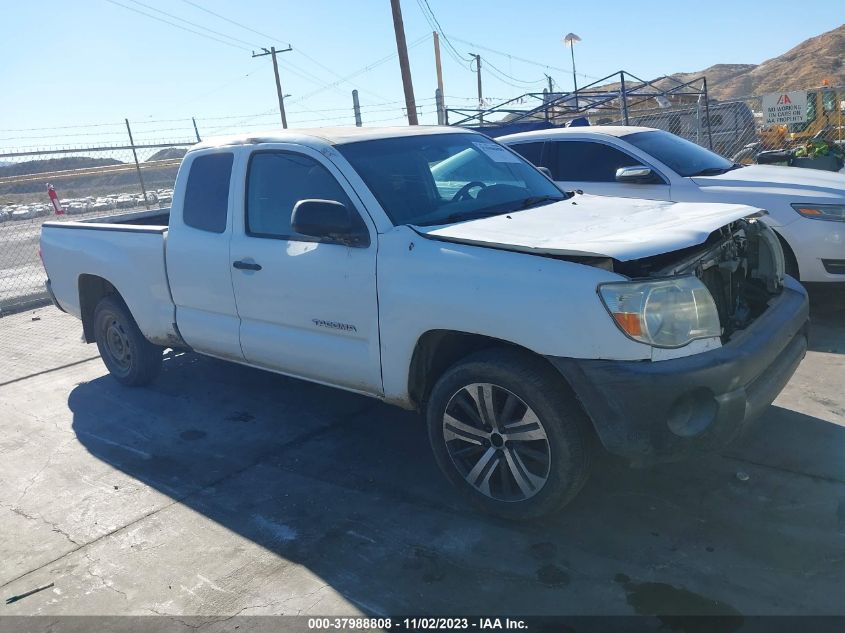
[93,295,162,386]
[426,348,593,520]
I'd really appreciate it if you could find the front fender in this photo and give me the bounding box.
[376,226,651,405]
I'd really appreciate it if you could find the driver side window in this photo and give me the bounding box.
[246,152,361,240]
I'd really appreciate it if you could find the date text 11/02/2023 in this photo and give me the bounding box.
[307,617,529,630]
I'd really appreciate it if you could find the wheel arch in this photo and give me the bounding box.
[407,329,580,414]
[78,274,125,343]
[773,229,800,280]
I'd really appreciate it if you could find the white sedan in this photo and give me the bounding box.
[502,126,845,283]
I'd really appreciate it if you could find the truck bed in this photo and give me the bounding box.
[47,207,171,231]
[40,207,178,347]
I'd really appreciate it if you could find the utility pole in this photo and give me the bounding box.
[433,31,445,124]
[471,54,483,124]
[544,74,554,121]
[390,0,418,125]
[352,90,362,127]
[252,45,293,128]
[435,89,445,126]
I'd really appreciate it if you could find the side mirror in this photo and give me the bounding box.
[536,166,553,179]
[615,165,659,184]
[291,199,369,247]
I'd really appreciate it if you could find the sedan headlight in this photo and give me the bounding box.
[791,203,845,222]
[598,277,721,348]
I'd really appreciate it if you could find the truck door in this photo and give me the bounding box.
[166,150,244,361]
[229,147,382,395]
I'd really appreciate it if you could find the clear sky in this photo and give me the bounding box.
[1,1,841,149]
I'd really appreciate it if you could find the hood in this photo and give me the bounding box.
[693,165,845,199]
[414,194,760,261]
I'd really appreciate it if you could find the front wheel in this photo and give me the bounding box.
[93,295,162,386]
[426,348,594,520]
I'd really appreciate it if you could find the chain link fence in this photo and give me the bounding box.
[0,141,193,316]
[722,87,845,167]
[588,86,845,167]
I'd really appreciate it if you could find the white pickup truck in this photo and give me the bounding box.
[41,126,809,519]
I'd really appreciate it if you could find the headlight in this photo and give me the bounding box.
[598,277,721,348]
[791,203,845,222]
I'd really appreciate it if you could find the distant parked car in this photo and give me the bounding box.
[12,207,37,220]
[503,126,845,283]
[66,202,89,215]
[30,204,50,218]
[95,197,116,210]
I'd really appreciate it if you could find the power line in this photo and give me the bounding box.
[420,0,465,63]
[179,0,281,43]
[290,34,429,104]
[414,0,469,69]
[178,0,391,103]
[446,34,600,80]
[120,0,353,99]
[144,67,265,118]
[0,121,126,133]
[482,58,547,88]
[109,0,364,104]
[125,0,258,48]
[115,0,437,118]
[104,0,249,51]
[412,4,546,95]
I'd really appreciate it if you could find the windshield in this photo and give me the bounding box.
[622,130,736,177]
[337,133,566,226]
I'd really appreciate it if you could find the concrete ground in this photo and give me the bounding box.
[0,289,844,621]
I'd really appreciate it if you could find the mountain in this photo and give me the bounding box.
[147,147,187,161]
[0,156,121,178]
[687,24,845,99]
[599,24,845,100]
[0,155,177,199]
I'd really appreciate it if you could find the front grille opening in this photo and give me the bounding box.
[822,259,845,275]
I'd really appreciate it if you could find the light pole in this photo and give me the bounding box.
[563,33,581,110]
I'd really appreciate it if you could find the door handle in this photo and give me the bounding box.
[233,260,262,271]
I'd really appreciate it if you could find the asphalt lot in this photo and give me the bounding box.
[0,288,843,622]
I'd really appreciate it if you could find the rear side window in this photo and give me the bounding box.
[549,140,638,182]
[183,153,233,233]
[508,141,544,166]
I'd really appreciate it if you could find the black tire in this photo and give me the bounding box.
[426,348,594,520]
[93,295,162,386]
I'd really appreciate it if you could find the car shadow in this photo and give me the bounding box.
[68,351,845,616]
[807,284,845,354]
